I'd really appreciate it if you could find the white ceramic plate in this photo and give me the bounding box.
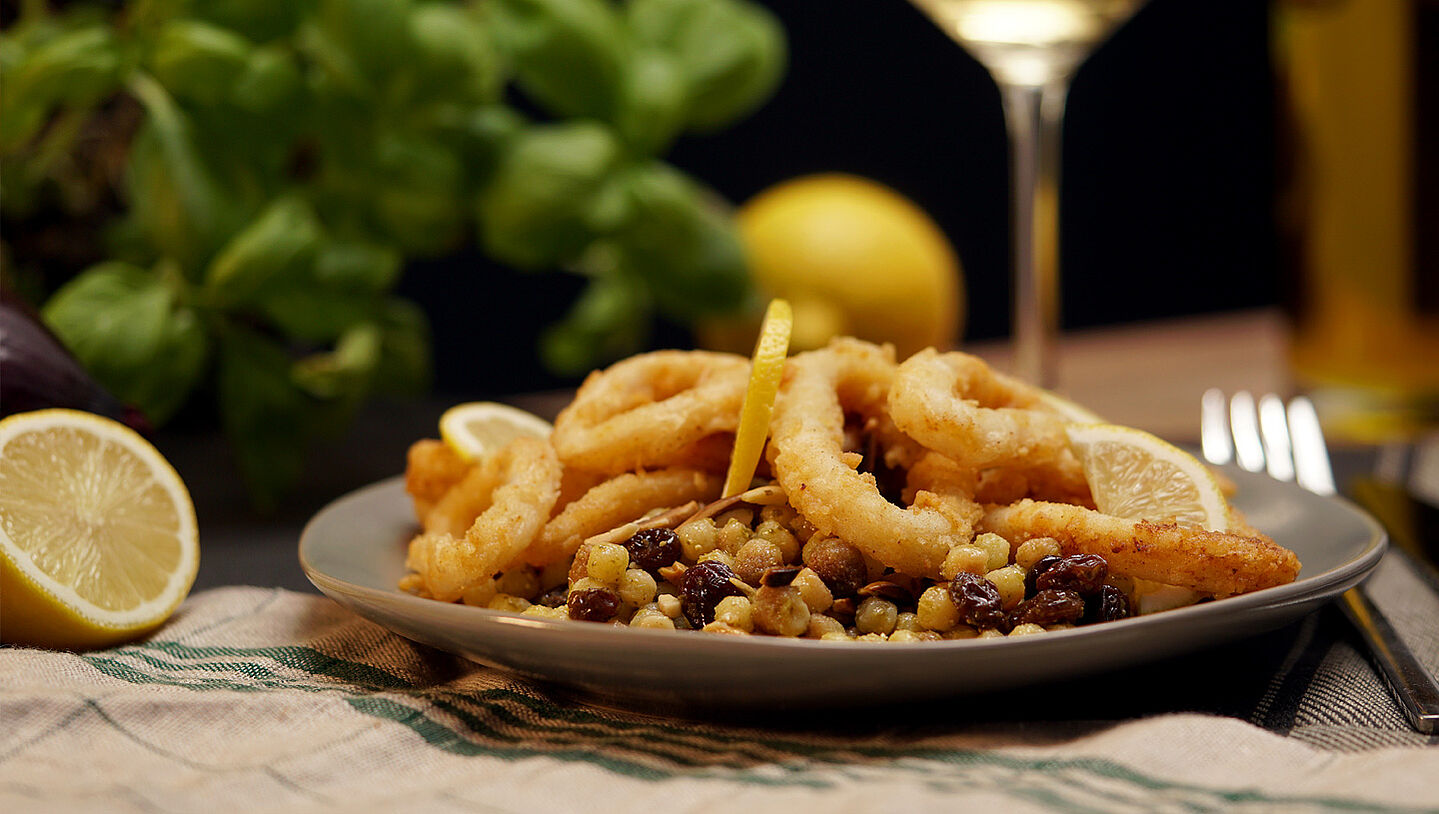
[299,469,1385,709]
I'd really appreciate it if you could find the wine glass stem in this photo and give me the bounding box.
[999,79,1068,389]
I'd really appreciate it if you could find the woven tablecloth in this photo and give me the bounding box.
[4,553,1437,813]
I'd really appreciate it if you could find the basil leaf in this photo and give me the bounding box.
[205,194,321,306]
[1,27,123,152]
[41,261,208,426]
[540,271,649,375]
[611,162,749,321]
[489,0,626,120]
[614,47,686,157]
[408,3,503,105]
[292,322,381,400]
[627,0,785,132]
[231,44,304,115]
[315,0,417,86]
[150,19,253,106]
[257,239,400,343]
[476,121,621,269]
[368,131,466,257]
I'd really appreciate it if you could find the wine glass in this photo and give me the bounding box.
[908,0,1146,387]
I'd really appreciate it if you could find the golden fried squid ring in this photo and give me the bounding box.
[406,436,563,602]
[769,339,980,578]
[980,499,1301,595]
[524,468,723,567]
[404,439,471,522]
[551,350,749,475]
[888,349,1088,496]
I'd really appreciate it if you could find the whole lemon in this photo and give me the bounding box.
[703,173,963,357]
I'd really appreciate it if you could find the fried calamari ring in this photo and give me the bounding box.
[551,350,749,475]
[524,467,723,567]
[979,499,1301,595]
[888,349,1088,496]
[769,339,980,578]
[405,436,563,602]
[404,439,471,522]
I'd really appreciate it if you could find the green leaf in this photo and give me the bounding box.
[0,26,123,152]
[372,298,432,395]
[195,0,315,43]
[149,19,253,106]
[292,322,381,400]
[540,271,649,375]
[41,261,208,426]
[215,326,310,512]
[231,44,304,115]
[614,47,686,156]
[488,0,627,120]
[476,121,622,269]
[256,238,401,344]
[627,0,785,132]
[205,194,321,305]
[315,0,417,86]
[611,162,749,320]
[408,3,503,104]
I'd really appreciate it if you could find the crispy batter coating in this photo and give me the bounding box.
[551,350,748,475]
[404,439,472,522]
[980,499,1301,595]
[769,339,980,578]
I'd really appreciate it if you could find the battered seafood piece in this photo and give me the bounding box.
[768,339,980,578]
[551,350,749,475]
[980,499,1301,595]
[404,439,471,522]
[405,436,563,601]
[889,349,1089,498]
[525,468,724,567]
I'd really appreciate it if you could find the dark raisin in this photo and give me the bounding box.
[1083,584,1133,625]
[567,588,621,622]
[761,565,802,587]
[623,527,682,572]
[803,537,868,598]
[1034,554,1108,596]
[681,560,745,628]
[1024,555,1062,596]
[949,572,1007,631]
[1008,588,1086,627]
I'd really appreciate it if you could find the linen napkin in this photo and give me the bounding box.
[3,584,1436,813]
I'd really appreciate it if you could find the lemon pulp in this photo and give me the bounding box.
[723,299,793,497]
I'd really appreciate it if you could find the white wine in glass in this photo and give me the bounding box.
[908,0,1145,387]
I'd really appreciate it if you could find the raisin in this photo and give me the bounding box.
[567,588,620,622]
[681,560,744,628]
[1083,584,1133,625]
[1023,555,1062,596]
[1008,588,1085,627]
[803,537,868,598]
[623,527,682,572]
[1034,553,1108,596]
[948,572,1007,631]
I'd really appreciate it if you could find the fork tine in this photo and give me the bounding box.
[1201,388,1233,466]
[1287,395,1337,495]
[1229,391,1266,473]
[1257,393,1296,482]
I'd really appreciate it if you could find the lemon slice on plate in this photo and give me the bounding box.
[439,401,552,462]
[0,409,199,650]
[723,298,793,497]
[1066,423,1230,531]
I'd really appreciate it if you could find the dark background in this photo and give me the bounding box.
[409,0,1281,398]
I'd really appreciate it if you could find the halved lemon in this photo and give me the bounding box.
[0,409,199,650]
[439,401,552,462]
[1066,423,1229,531]
[723,298,793,497]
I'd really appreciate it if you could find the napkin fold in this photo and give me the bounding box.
[2,585,1435,813]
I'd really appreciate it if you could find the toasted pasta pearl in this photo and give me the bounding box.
[974,532,1012,571]
[806,613,847,639]
[894,611,921,632]
[656,593,682,618]
[855,596,898,635]
[978,628,1006,639]
[586,543,630,585]
[677,519,719,560]
[487,594,532,613]
[888,629,924,643]
[697,549,738,571]
[735,539,784,585]
[986,565,1026,609]
[497,568,540,599]
[916,585,960,632]
[630,608,676,630]
[714,596,753,632]
[618,568,658,607]
[522,605,568,620]
[570,576,606,594]
[1008,623,1046,636]
[717,518,751,555]
[753,520,801,563]
[792,567,833,613]
[941,545,988,580]
[1015,536,1063,570]
[942,626,979,640]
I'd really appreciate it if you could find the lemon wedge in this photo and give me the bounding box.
[438,401,552,463]
[1066,423,1229,531]
[723,298,793,497]
[0,409,199,650]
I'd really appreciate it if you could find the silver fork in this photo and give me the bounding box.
[1201,389,1439,734]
